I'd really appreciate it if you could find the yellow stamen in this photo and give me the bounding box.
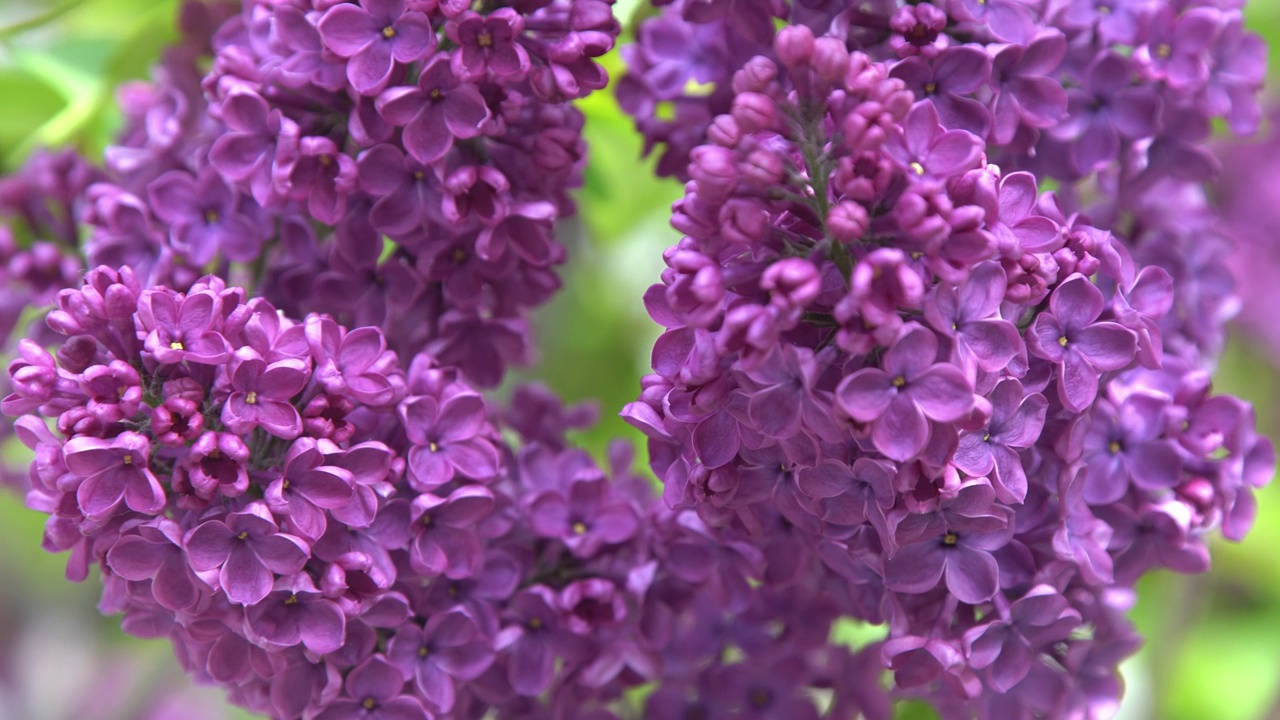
[170,340,184,350]
[943,532,959,546]
[909,161,925,175]
[892,376,906,388]
[572,521,588,535]
[246,391,258,405]
[382,26,397,39]
[122,454,133,465]
[1109,441,1122,454]
[1058,336,1069,347]
[477,32,493,48]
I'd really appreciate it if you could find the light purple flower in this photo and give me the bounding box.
[220,347,310,439]
[836,323,974,461]
[318,0,436,95]
[64,432,166,520]
[183,503,309,605]
[1026,274,1138,412]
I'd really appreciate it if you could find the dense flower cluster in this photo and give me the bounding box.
[72,0,620,389]
[1215,109,1280,365]
[0,0,1275,717]
[4,269,907,719]
[621,10,1273,718]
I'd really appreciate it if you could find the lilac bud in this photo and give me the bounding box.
[775,26,816,69]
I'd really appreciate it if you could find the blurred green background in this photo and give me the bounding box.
[1,0,1279,718]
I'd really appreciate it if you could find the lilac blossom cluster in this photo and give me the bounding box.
[74,0,620,389]
[1215,109,1280,366]
[621,15,1274,718]
[4,268,907,719]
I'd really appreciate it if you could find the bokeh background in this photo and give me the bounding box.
[1,0,1278,718]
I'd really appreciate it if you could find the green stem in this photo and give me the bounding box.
[0,0,93,41]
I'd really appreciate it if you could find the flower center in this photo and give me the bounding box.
[246,391,258,405]
[909,161,925,175]
[430,88,442,99]
[923,82,937,95]
[528,617,543,630]
[1109,440,1122,454]
[238,531,249,540]
[362,697,377,710]
[382,26,396,39]
[1058,335,1069,347]
[572,521,588,535]
[318,154,333,167]
[942,532,959,546]
[477,31,493,48]
[122,453,133,465]
[892,376,906,388]
[429,441,439,452]
[749,688,773,708]
[418,645,430,657]
[1156,43,1172,59]
[170,340,184,350]
[285,594,299,605]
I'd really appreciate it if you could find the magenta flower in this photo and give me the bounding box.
[886,102,984,181]
[64,432,166,520]
[318,0,436,95]
[137,288,232,366]
[183,502,309,606]
[220,347,310,439]
[835,323,974,462]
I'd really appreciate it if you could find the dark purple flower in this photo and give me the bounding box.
[64,432,166,520]
[147,167,262,263]
[274,135,359,225]
[836,323,974,461]
[314,655,429,720]
[318,0,436,95]
[1026,274,1138,412]
[246,574,347,654]
[447,9,529,80]
[400,391,500,490]
[529,475,640,557]
[208,89,297,206]
[409,486,494,578]
[106,518,202,611]
[376,56,491,164]
[386,610,494,713]
[265,438,356,541]
[183,502,309,605]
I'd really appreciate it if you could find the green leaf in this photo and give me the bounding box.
[0,68,66,169]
